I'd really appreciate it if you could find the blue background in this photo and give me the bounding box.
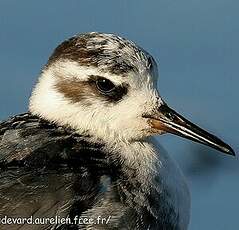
[0,1,238,229]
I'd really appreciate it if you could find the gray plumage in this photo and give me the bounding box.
[0,113,180,230]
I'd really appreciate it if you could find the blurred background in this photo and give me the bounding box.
[0,0,238,229]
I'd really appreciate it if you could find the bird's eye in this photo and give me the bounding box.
[96,78,116,93]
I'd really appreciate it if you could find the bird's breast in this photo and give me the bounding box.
[102,139,190,230]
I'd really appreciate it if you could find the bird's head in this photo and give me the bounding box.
[30,32,234,155]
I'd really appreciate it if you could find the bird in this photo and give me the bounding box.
[0,32,235,230]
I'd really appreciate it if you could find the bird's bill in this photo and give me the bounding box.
[147,103,235,156]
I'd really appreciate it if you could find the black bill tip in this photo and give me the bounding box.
[222,144,236,156]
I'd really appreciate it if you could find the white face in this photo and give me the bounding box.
[29,60,163,143]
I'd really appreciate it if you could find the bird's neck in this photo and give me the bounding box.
[105,138,158,184]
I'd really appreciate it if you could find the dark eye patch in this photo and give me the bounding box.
[55,75,129,105]
[88,75,128,102]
